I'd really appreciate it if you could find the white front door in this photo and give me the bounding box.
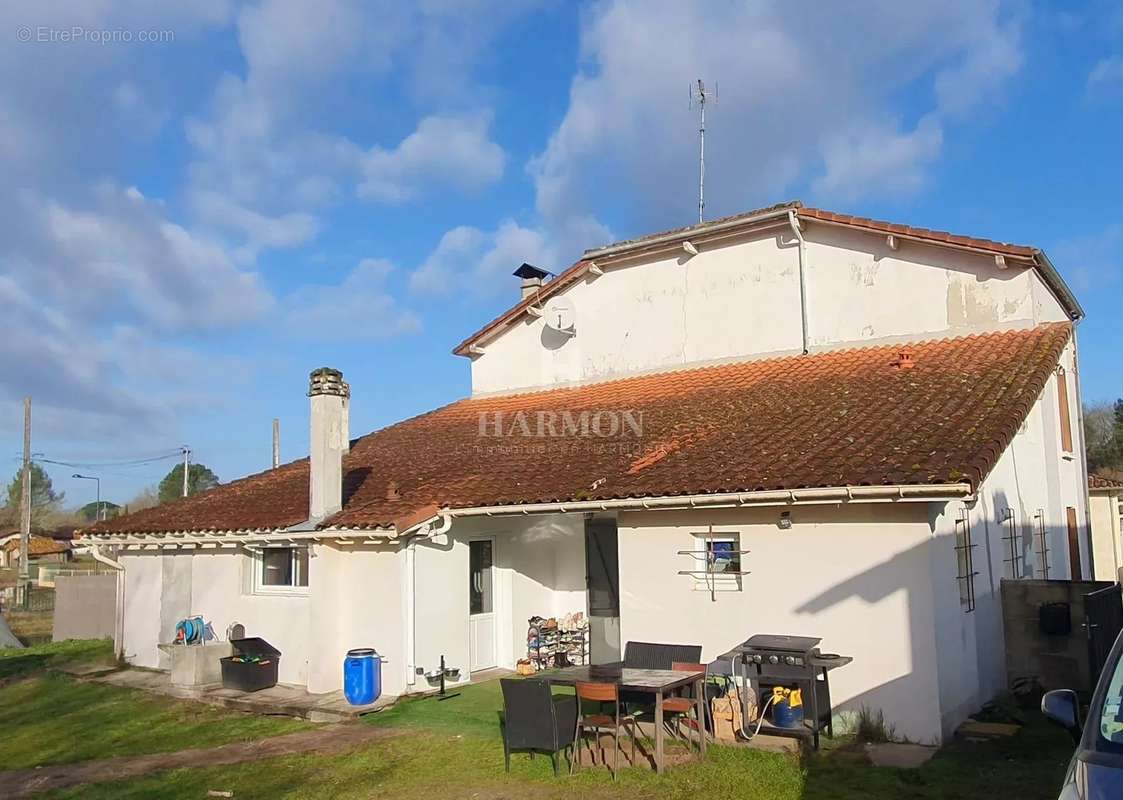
[468,539,496,672]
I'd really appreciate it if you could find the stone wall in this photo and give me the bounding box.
[1000,578,1113,693]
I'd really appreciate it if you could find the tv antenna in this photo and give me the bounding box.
[689,79,716,223]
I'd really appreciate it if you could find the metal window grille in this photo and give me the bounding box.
[1035,510,1050,579]
[954,511,977,612]
[678,525,750,602]
[1000,508,1021,580]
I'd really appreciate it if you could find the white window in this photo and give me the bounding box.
[253,546,309,594]
[687,531,744,593]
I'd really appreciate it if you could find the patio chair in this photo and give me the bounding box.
[660,662,707,753]
[571,680,639,781]
[620,641,702,714]
[623,641,702,670]
[500,678,578,776]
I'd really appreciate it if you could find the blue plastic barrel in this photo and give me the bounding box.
[343,648,381,705]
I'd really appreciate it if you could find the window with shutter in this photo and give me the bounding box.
[1057,367,1073,454]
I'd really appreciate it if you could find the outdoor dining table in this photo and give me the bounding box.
[541,664,706,774]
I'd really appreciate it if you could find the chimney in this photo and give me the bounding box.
[894,350,916,370]
[308,367,350,522]
[513,262,550,300]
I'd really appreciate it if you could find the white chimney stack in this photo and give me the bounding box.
[308,367,349,522]
[513,262,550,300]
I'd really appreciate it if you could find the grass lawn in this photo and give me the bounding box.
[41,677,1075,800]
[0,640,311,772]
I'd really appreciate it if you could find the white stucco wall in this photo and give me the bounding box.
[614,503,946,744]
[1089,492,1122,582]
[409,514,586,692]
[469,223,1071,395]
[927,342,1091,738]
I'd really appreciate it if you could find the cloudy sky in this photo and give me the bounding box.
[1,0,1121,507]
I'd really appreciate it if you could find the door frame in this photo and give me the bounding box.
[468,536,498,672]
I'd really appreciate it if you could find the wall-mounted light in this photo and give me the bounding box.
[778,510,792,530]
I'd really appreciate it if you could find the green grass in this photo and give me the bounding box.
[0,641,310,771]
[40,678,1076,800]
[0,638,113,680]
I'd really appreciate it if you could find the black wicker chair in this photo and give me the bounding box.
[620,642,704,718]
[500,678,578,775]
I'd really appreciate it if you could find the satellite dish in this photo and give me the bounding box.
[543,296,576,333]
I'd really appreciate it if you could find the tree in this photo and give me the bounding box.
[158,463,219,504]
[3,463,64,526]
[78,501,121,522]
[123,486,160,514]
[1087,399,1123,475]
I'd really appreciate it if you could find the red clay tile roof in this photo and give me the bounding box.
[91,323,1071,536]
[796,207,1037,257]
[3,535,71,556]
[1090,474,1123,490]
[453,202,1080,357]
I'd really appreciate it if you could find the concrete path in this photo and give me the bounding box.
[0,723,395,798]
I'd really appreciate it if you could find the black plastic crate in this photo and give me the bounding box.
[220,637,280,692]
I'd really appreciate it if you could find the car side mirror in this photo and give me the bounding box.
[1041,689,1081,738]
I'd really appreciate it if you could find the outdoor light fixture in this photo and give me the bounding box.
[778,510,792,530]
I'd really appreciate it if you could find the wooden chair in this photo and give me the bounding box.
[571,681,639,780]
[661,662,707,753]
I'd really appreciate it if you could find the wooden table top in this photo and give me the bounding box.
[540,665,704,693]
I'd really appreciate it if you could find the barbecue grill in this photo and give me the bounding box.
[720,634,852,750]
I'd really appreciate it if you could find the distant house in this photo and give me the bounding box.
[85,201,1089,744]
[0,533,72,569]
[1089,475,1123,581]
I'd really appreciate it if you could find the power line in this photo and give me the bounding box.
[36,450,185,469]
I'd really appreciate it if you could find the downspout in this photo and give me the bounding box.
[404,513,453,690]
[788,210,809,354]
[89,545,125,660]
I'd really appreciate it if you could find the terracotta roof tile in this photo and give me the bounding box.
[3,535,71,555]
[796,207,1038,257]
[1090,474,1123,490]
[92,323,1071,535]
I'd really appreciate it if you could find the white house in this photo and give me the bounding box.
[85,201,1090,744]
[1089,475,1123,581]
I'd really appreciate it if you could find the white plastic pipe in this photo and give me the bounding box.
[89,545,125,660]
[788,210,809,355]
[404,513,453,688]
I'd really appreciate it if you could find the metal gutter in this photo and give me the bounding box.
[399,483,974,537]
[1033,251,1085,320]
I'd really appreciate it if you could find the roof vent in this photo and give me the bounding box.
[894,350,916,370]
[513,263,550,300]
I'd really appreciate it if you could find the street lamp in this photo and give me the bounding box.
[72,474,102,521]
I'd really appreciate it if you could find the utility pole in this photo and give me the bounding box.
[272,418,280,469]
[18,397,30,587]
[181,446,191,498]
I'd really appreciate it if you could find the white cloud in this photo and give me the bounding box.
[1051,224,1122,294]
[409,221,557,297]
[358,112,505,203]
[286,258,422,339]
[1087,56,1123,96]
[31,184,272,329]
[530,0,1025,257]
[814,116,944,199]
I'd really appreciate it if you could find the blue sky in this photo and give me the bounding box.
[1,0,1121,509]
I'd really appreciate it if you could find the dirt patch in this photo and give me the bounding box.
[0,722,399,798]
